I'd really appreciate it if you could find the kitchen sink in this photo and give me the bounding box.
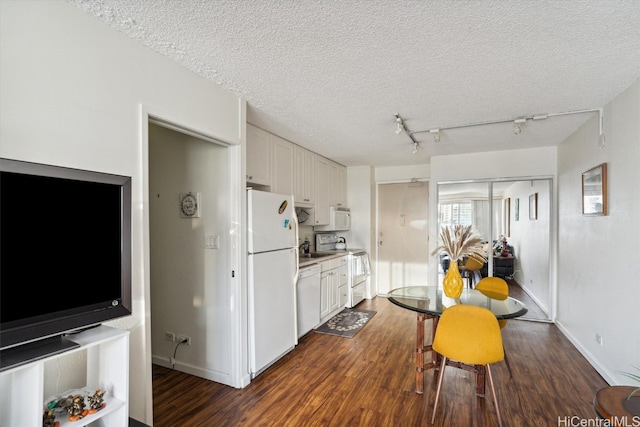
[299,253,330,259]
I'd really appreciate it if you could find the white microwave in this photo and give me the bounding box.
[314,206,351,231]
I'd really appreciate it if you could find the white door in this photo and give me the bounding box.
[377,181,429,294]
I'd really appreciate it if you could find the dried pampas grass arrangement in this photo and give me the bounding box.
[431,225,487,263]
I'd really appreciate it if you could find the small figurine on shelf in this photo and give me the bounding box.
[493,234,504,256]
[501,237,510,257]
[66,394,88,422]
[42,408,59,427]
[87,389,106,413]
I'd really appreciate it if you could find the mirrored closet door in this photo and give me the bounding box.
[437,179,552,321]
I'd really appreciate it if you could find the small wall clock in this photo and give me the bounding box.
[180,192,201,218]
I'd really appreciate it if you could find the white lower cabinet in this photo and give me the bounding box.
[338,259,349,308]
[339,284,349,308]
[320,256,348,322]
[0,325,129,427]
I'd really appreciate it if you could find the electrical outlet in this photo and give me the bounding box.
[595,334,603,346]
[177,335,191,345]
[165,331,175,342]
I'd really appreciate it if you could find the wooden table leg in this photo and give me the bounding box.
[475,364,486,396]
[415,313,439,394]
[415,313,425,394]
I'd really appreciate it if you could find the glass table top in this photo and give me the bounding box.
[387,286,528,319]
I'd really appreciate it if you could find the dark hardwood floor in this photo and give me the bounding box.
[152,296,607,426]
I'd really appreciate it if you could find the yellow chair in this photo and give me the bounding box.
[475,277,512,376]
[431,304,505,426]
[462,256,484,288]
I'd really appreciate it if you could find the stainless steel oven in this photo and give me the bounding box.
[348,250,370,307]
[315,233,370,308]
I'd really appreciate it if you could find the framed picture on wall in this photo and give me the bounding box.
[180,192,201,218]
[582,163,607,216]
[515,198,519,221]
[529,193,538,220]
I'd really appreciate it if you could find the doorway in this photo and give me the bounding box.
[148,122,236,386]
[376,181,429,295]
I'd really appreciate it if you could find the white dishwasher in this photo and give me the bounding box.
[296,264,321,338]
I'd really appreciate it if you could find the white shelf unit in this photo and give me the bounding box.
[0,325,129,427]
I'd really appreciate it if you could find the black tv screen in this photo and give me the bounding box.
[0,158,132,358]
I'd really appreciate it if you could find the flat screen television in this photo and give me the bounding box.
[0,158,132,370]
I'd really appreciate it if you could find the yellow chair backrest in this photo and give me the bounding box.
[464,256,484,271]
[475,277,509,328]
[432,304,504,365]
[475,277,509,300]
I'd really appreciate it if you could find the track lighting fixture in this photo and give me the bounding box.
[400,108,605,149]
[412,142,418,154]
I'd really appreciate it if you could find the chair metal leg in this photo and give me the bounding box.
[503,346,513,379]
[431,356,448,424]
[486,364,503,427]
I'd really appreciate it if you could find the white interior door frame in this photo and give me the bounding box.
[140,103,246,411]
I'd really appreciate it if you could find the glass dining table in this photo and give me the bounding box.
[387,285,528,395]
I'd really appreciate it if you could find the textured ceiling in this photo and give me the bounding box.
[68,0,640,167]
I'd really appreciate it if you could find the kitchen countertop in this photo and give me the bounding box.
[298,252,345,267]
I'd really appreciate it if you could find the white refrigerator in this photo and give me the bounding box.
[247,189,299,378]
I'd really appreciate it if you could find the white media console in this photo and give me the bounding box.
[0,325,129,427]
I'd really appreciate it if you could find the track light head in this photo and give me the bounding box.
[430,129,441,143]
[412,142,419,154]
[513,119,526,135]
[513,123,522,135]
[395,114,406,135]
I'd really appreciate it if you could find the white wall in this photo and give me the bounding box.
[375,164,430,183]
[347,166,376,251]
[0,2,242,424]
[347,166,376,297]
[556,77,640,384]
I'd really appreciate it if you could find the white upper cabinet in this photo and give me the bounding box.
[246,124,294,195]
[246,123,347,222]
[314,156,331,225]
[294,145,315,206]
[271,134,294,195]
[329,162,347,208]
[246,124,271,187]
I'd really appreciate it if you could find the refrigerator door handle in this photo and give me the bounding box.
[293,208,300,282]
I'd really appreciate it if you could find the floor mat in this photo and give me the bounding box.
[314,308,376,338]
